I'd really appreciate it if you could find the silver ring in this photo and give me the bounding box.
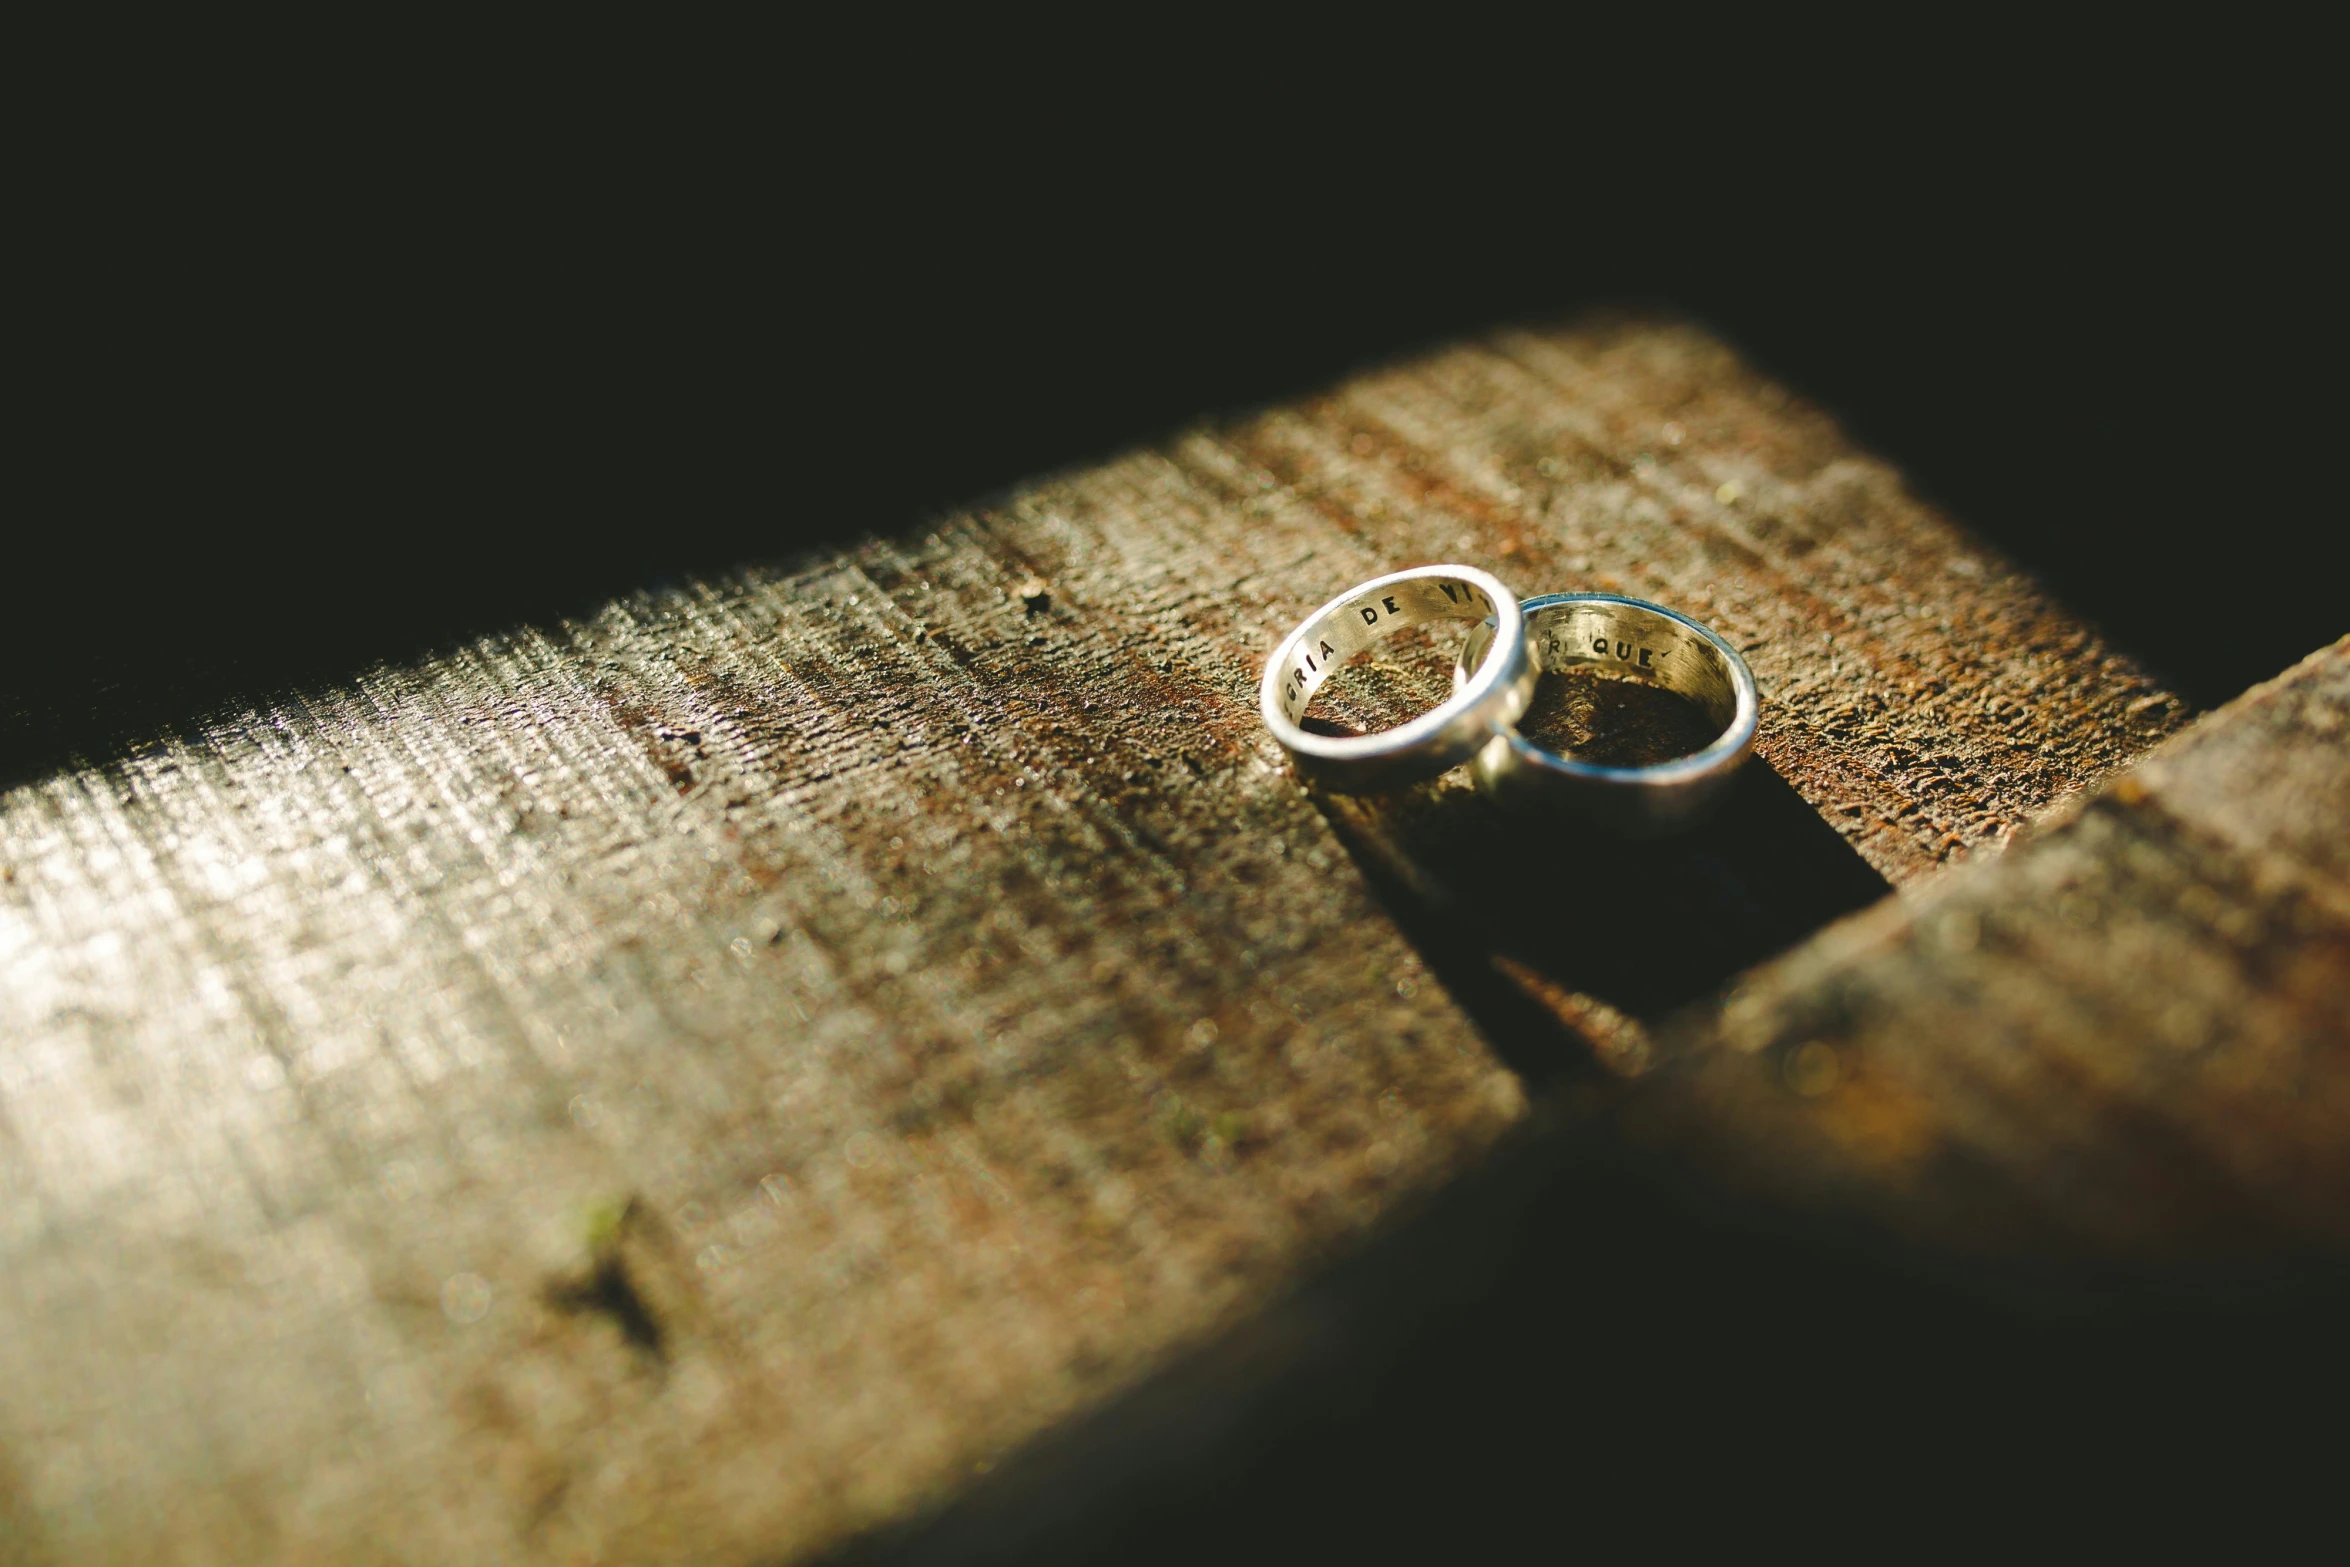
[1456,592,1759,832]
[1261,564,1535,792]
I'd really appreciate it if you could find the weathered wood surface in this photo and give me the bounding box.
[851,649,2350,1567]
[0,314,2182,1565]
[1624,635,2350,1260]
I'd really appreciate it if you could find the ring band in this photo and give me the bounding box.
[1455,592,1759,831]
[1261,564,1535,792]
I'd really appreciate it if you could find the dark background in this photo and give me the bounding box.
[10,34,2344,1549]
[8,40,2338,788]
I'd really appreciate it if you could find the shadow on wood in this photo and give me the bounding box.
[826,1094,2350,1565]
[1320,753,1893,1086]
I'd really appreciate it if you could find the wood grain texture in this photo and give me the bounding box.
[1625,636,2350,1261]
[0,313,2181,1565]
[1231,322,2184,880]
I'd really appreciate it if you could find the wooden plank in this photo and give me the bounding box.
[0,313,2181,1565]
[1619,636,2350,1260]
[846,641,2350,1567]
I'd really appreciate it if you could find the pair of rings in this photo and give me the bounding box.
[1258,564,1759,832]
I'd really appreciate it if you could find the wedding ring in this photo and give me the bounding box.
[1261,564,1535,792]
[1455,592,1758,832]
